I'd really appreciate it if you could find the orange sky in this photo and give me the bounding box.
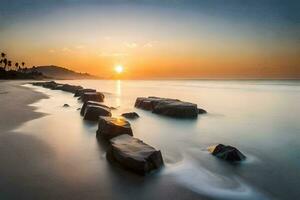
[1,2,299,79]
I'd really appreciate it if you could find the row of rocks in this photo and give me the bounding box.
[135,96,207,118]
[32,81,164,175]
[32,81,105,103]
[32,81,245,172]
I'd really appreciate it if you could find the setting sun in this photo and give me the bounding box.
[115,65,124,74]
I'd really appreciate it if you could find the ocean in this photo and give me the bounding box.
[19,80,300,200]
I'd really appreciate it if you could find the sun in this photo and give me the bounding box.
[115,65,124,74]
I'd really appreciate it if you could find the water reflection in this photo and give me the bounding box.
[115,80,121,107]
[16,80,300,200]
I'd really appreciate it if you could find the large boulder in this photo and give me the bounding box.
[61,84,83,93]
[121,112,140,119]
[83,105,111,121]
[153,101,199,118]
[80,101,110,116]
[74,88,96,97]
[209,144,246,162]
[135,96,205,118]
[81,92,105,102]
[107,134,164,175]
[96,117,133,140]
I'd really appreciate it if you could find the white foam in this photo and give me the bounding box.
[164,155,270,200]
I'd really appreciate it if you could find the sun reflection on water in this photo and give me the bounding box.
[115,80,122,107]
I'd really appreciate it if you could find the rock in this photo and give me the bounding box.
[74,88,96,97]
[61,84,83,93]
[153,101,199,118]
[96,117,133,140]
[198,108,207,114]
[107,134,164,175]
[80,101,110,116]
[83,105,112,121]
[63,104,70,107]
[121,112,140,119]
[209,144,246,162]
[135,97,202,118]
[41,81,58,89]
[81,92,105,102]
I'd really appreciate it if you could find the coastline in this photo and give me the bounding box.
[0,80,48,132]
[0,80,51,199]
[0,81,208,200]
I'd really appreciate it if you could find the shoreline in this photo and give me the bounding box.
[0,80,208,200]
[0,80,49,132]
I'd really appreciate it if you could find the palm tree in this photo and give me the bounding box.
[3,58,7,70]
[7,60,12,70]
[1,53,6,69]
[15,62,19,71]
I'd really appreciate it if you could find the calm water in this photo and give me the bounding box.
[20,80,300,200]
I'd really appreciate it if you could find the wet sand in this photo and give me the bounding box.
[0,81,207,200]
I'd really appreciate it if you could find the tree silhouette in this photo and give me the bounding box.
[0,53,6,69]
[15,62,19,71]
[7,60,12,70]
[3,58,8,70]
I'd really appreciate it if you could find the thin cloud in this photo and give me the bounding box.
[124,42,138,49]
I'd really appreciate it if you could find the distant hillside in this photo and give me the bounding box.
[32,65,99,80]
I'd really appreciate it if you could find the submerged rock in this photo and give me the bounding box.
[96,117,133,140]
[121,112,140,119]
[80,101,110,116]
[209,144,246,162]
[74,88,96,97]
[198,108,207,114]
[81,92,105,102]
[36,81,58,89]
[107,134,164,175]
[83,105,111,121]
[61,84,83,93]
[135,96,206,118]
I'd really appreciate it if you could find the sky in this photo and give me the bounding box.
[0,0,299,79]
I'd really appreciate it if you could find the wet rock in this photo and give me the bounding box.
[74,88,96,97]
[209,144,246,162]
[121,112,140,119]
[107,134,164,175]
[198,108,207,114]
[80,101,110,116]
[83,105,112,121]
[81,92,105,102]
[96,117,133,140]
[41,81,58,89]
[135,97,203,118]
[63,104,70,107]
[153,101,199,118]
[61,84,83,93]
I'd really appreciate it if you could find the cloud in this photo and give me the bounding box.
[124,42,138,49]
[62,47,71,52]
[99,52,128,57]
[75,45,85,49]
[49,49,55,53]
[143,41,158,48]
[143,42,153,48]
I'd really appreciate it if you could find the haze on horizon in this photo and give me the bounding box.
[0,0,299,79]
